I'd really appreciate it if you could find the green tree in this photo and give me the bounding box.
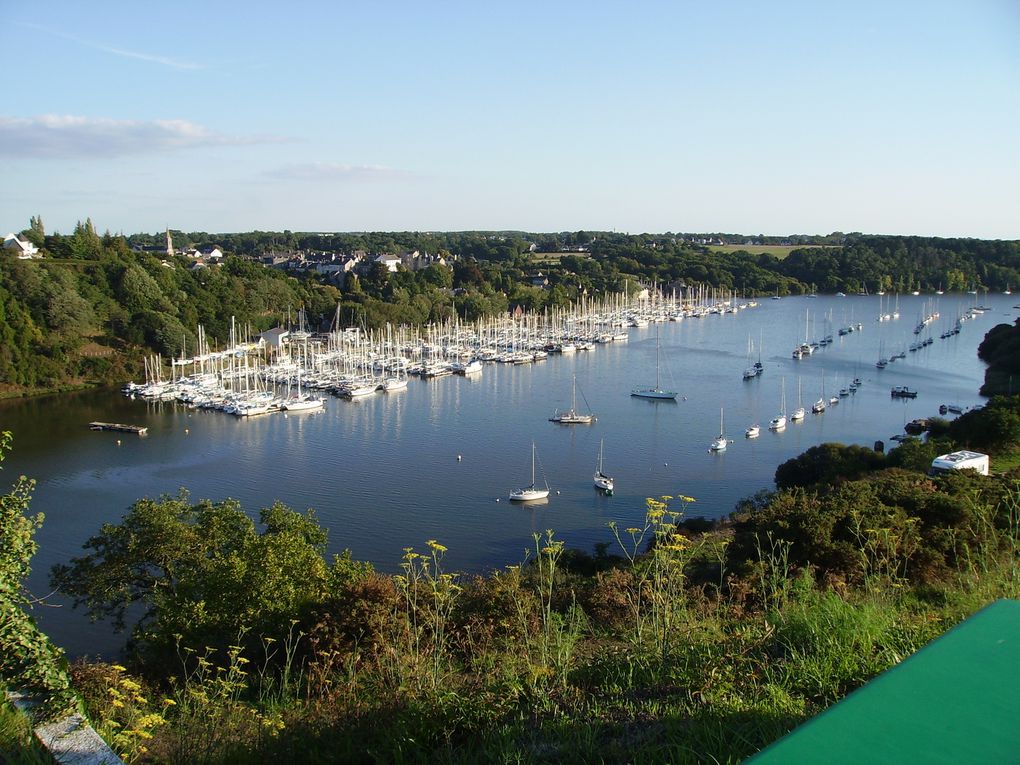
[70,218,103,259]
[0,433,76,713]
[949,396,1020,453]
[420,263,453,289]
[51,494,331,661]
[775,443,886,490]
[24,215,45,248]
[119,265,170,314]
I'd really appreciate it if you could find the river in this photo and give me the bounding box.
[2,293,1015,658]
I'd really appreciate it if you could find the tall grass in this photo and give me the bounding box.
[0,698,51,765]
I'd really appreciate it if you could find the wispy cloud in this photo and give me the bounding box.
[92,43,201,71]
[266,162,413,182]
[0,115,286,159]
[18,21,202,70]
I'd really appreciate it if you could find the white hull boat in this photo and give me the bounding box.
[593,439,614,494]
[710,408,728,451]
[509,443,550,502]
[282,396,324,412]
[550,375,595,423]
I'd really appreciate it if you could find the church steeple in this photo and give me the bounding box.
[165,228,174,256]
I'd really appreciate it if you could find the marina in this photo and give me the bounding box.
[2,292,1015,659]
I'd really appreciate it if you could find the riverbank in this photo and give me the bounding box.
[0,381,103,401]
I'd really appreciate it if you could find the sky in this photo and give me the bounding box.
[2,1,1018,238]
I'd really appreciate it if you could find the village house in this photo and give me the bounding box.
[4,233,40,259]
[400,249,449,272]
[317,252,362,276]
[374,254,402,273]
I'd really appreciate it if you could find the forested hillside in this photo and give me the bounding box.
[0,221,337,394]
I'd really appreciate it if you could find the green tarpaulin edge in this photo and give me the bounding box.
[747,599,1020,764]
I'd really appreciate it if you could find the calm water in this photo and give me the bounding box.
[3,294,1016,658]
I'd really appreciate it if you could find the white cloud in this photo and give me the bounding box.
[0,115,285,159]
[266,162,413,182]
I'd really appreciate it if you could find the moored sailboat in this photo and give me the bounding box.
[769,378,788,431]
[790,378,806,421]
[631,327,678,399]
[710,407,728,452]
[550,375,595,424]
[593,439,614,494]
[509,442,550,502]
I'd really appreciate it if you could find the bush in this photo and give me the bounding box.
[775,443,885,490]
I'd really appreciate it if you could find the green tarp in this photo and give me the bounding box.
[748,599,1020,764]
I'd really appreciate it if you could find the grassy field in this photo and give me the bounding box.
[707,244,839,259]
[529,252,590,264]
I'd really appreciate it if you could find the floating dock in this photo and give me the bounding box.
[89,422,148,435]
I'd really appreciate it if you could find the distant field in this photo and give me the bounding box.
[707,244,839,259]
[530,252,590,264]
[530,245,841,262]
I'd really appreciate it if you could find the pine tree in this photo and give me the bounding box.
[24,215,45,248]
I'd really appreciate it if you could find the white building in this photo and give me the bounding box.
[374,254,402,273]
[4,233,39,259]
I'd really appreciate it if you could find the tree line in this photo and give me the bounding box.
[4,217,1019,397]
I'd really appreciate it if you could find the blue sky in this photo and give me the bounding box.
[2,1,1018,238]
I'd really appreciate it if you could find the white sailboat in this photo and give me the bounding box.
[382,375,408,392]
[769,378,787,431]
[281,366,325,412]
[282,394,324,412]
[710,408,728,451]
[550,375,595,424]
[790,378,806,421]
[812,377,826,414]
[381,353,409,391]
[593,439,614,494]
[458,359,483,375]
[509,442,550,502]
[631,327,678,399]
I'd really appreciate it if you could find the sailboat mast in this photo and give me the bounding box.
[655,330,661,388]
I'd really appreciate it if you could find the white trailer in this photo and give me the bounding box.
[930,450,989,476]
